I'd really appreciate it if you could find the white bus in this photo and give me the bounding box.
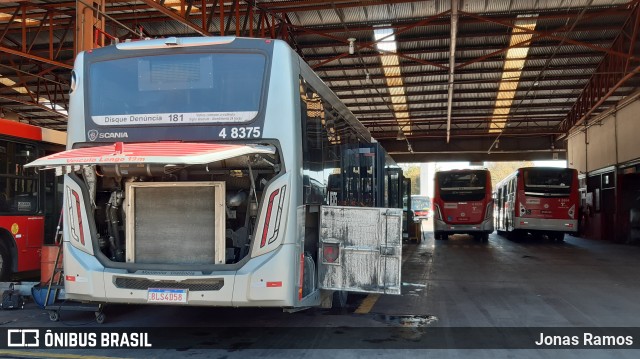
[28,37,404,312]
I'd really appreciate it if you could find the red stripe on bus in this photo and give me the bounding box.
[260,189,280,248]
[298,253,304,300]
[41,142,244,159]
[71,190,85,245]
[0,118,42,141]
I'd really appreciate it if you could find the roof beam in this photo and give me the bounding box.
[344,93,631,107]
[287,7,632,34]
[139,0,210,36]
[0,44,72,69]
[350,100,618,116]
[296,24,625,49]
[310,9,451,70]
[0,1,630,32]
[559,2,640,133]
[304,45,611,65]
[379,136,566,162]
[459,6,638,63]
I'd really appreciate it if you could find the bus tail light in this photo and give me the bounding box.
[485,201,493,220]
[322,243,340,264]
[66,186,93,255]
[298,252,304,300]
[66,188,84,246]
[434,204,442,220]
[260,188,281,248]
[251,175,290,258]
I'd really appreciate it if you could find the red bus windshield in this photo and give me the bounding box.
[523,168,574,196]
[436,170,487,202]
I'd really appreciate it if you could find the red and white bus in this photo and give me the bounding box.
[0,118,66,279]
[494,167,579,241]
[433,169,494,242]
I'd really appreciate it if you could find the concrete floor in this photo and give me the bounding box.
[1,219,640,358]
[382,220,640,327]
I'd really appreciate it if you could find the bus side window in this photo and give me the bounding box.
[502,184,507,203]
[0,141,39,214]
[300,81,325,205]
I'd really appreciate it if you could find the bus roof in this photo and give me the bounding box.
[0,118,66,145]
[435,168,489,173]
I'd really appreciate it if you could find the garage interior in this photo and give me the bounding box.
[0,0,640,352]
[1,0,639,244]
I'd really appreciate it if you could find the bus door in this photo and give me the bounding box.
[386,168,402,208]
[12,143,43,270]
[318,206,402,294]
[402,177,411,237]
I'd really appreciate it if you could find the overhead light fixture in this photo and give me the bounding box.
[373,27,411,139]
[489,15,538,134]
[348,38,356,55]
[495,139,499,149]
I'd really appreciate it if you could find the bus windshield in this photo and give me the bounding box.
[523,168,573,195]
[411,196,431,211]
[89,53,266,125]
[437,170,487,202]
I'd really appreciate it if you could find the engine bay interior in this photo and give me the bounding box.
[81,151,280,265]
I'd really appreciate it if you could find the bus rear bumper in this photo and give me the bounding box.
[62,241,298,307]
[514,217,578,233]
[434,217,494,234]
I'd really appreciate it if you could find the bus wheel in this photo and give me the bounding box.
[0,243,12,281]
[481,233,489,243]
[508,230,522,242]
[332,290,349,310]
[554,233,565,242]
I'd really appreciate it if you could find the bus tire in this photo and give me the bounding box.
[332,290,348,310]
[508,230,522,242]
[554,233,565,242]
[0,243,12,281]
[481,233,489,243]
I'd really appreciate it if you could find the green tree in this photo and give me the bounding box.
[485,161,535,188]
[402,165,421,195]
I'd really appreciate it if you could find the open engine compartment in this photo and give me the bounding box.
[82,150,281,266]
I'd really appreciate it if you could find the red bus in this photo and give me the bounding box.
[0,118,65,280]
[433,169,494,242]
[494,167,579,241]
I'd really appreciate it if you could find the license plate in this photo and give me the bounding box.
[147,288,188,303]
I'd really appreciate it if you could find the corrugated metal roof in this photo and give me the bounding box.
[0,0,637,146]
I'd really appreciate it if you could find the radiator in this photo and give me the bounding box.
[125,182,226,265]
